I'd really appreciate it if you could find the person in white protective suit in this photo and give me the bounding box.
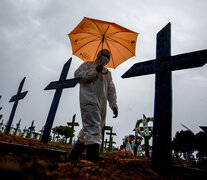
[68,49,118,161]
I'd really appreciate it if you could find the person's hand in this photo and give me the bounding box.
[112,107,118,118]
[96,64,103,73]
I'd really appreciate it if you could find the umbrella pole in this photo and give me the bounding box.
[100,35,105,65]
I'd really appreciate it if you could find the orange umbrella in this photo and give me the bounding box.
[68,17,138,69]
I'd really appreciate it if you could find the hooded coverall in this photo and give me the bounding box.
[74,53,118,146]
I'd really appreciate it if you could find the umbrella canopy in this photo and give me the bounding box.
[68,17,138,69]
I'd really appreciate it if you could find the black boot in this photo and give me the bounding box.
[86,144,99,162]
[68,140,85,160]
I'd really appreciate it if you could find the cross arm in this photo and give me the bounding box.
[67,122,79,126]
[122,49,207,78]
[106,132,117,136]
[9,91,28,102]
[103,126,112,131]
[44,78,81,90]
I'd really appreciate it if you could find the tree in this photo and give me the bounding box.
[172,130,196,159]
[52,125,74,142]
[195,131,207,157]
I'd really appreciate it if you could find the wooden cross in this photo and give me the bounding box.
[5,77,28,135]
[41,58,80,143]
[26,120,35,138]
[106,128,117,151]
[122,23,207,173]
[14,118,21,136]
[101,125,112,151]
[67,114,79,145]
[104,138,116,151]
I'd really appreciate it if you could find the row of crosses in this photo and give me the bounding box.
[0,118,37,138]
[2,58,80,145]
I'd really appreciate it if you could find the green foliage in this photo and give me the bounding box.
[172,130,207,158]
[135,119,143,128]
[195,131,207,157]
[135,116,153,129]
[172,130,196,154]
[52,125,74,139]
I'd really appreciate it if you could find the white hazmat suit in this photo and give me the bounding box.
[75,50,118,145]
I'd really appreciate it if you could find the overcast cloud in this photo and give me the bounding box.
[0,0,207,146]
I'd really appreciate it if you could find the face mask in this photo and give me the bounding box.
[95,49,110,66]
[96,55,110,66]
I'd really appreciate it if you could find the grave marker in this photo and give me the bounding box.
[135,114,153,157]
[41,58,80,143]
[67,114,79,145]
[101,126,112,151]
[5,77,28,135]
[14,119,21,136]
[26,120,35,138]
[122,23,207,173]
[0,119,4,132]
[106,128,117,151]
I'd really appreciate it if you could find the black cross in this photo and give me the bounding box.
[5,77,28,135]
[106,128,117,151]
[14,118,21,136]
[26,120,35,138]
[104,138,116,150]
[67,114,79,145]
[41,58,80,143]
[122,23,207,173]
[101,125,112,151]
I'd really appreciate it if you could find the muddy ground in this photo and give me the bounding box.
[0,132,206,179]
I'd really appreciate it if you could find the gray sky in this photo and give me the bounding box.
[0,0,207,147]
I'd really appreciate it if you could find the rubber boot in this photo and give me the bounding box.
[86,144,99,162]
[68,140,85,161]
